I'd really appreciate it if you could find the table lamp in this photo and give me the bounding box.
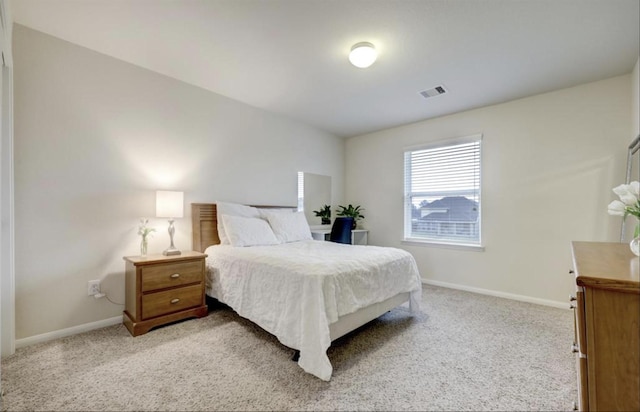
[156,190,184,256]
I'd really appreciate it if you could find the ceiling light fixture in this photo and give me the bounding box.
[349,42,377,68]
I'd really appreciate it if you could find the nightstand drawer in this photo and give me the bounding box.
[141,260,203,292]
[141,283,203,319]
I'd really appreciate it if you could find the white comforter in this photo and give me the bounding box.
[205,240,422,381]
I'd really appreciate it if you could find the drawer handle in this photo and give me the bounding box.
[170,273,180,279]
[571,343,587,358]
[569,295,576,301]
[170,298,180,304]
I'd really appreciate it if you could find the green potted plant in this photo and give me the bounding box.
[336,204,365,229]
[313,204,332,225]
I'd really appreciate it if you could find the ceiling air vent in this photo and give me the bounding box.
[420,85,447,99]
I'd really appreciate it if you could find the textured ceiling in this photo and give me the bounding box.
[12,0,640,137]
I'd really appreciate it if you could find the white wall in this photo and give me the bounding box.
[13,25,344,340]
[346,75,632,305]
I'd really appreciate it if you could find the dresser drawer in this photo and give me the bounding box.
[574,288,587,353]
[141,283,203,319]
[141,260,203,292]
[573,286,589,411]
[575,353,589,411]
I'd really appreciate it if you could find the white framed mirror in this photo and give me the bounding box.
[621,134,640,241]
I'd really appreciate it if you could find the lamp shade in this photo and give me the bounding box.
[156,191,184,218]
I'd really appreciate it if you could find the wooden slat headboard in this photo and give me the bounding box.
[191,203,218,253]
[191,203,297,252]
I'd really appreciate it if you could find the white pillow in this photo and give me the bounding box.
[220,214,280,247]
[216,202,261,245]
[263,211,312,243]
[258,208,295,217]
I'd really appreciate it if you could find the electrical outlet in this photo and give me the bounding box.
[87,280,101,296]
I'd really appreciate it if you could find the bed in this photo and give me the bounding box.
[191,202,422,381]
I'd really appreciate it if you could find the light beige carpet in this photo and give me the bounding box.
[1,285,576,411]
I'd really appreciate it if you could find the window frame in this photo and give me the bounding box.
[403,134,484,250]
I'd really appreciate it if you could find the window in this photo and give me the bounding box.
[404,135,482,247]
[297,171,304,211]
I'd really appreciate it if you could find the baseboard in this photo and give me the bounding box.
[422,279,568,309]
[15,315,123,349]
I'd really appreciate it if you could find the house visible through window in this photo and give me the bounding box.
[404,135,482,246]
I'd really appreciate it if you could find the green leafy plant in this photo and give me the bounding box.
[336,204,365,226]
[313,204,332,225]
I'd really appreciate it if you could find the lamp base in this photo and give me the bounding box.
[162,247,181,256]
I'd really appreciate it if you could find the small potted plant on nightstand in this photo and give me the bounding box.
[313,204,332,225]
[336,204,365,229]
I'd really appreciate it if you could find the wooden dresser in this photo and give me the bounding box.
[123,251,208,336]
[570,241,640,411]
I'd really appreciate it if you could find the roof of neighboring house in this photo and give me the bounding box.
[420,196,479,222]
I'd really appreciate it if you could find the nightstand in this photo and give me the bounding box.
[123,251,208,336]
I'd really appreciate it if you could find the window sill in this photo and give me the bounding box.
[401,239,485,252]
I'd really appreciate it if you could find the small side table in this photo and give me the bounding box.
[310,228,368,245]
[123,251,208,336]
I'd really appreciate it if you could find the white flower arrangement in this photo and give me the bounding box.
[137,218,155,241]
[608,181,640,237]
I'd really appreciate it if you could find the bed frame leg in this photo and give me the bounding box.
[291,350,300,362]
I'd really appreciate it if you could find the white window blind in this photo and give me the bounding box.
[297,171,304,211]
[404,135,482,246]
